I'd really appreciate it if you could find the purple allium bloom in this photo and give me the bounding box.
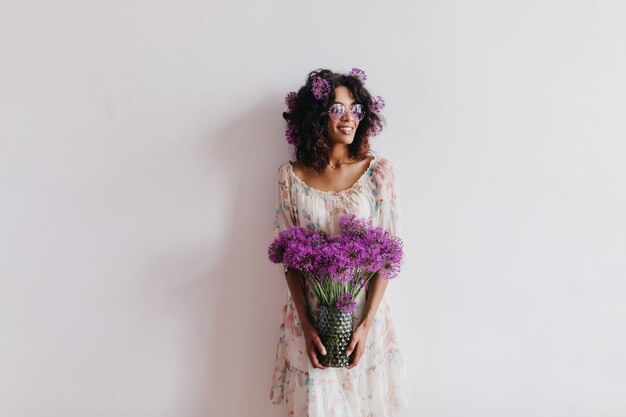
[268,239,286,264]
[329,263,352,283]
[318,240,353,282]
[364,225,386,244]
[337,213,403,277]
[269,226,307,265]
[362,245,383,272]
[268,212,403,308]
[378,236,403,279]
[336,293,357,314]
[284,244,319,273]
[369,95,385,113]
[379,259,401,280]
[338,214,370,238]
[271,227,332,274]
[278,225,308,244]
[285,124,299,145]
[341,237,369,269]
[347,67,367,83]
[369,120,383,137]
[268,229,291,264]
[311,76,331,100]
[314,235,342,275]
[306,228,326,246]
[284,91,297,110]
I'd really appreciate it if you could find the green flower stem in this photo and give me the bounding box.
[353,271,377,298]
[303,271,329,306]
[300,269,377,309]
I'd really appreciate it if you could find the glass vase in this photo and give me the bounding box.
[316,305,353,367]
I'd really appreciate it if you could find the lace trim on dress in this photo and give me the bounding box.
[286,155,379,198]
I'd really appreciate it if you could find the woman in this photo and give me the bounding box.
[270,68,409,417]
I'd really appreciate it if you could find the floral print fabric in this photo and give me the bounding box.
[270,152,410,417]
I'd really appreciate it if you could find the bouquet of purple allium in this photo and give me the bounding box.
[268,214,403,314]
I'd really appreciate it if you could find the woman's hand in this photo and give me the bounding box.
[346,321,370,369]
[302,322,329,370]
[285,270,328,370]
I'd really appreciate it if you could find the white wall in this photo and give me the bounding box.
[1,1,625,416]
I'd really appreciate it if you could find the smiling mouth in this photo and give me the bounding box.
[338,126,354,134]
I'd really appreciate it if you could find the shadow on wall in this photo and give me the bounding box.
[203,96,291,417]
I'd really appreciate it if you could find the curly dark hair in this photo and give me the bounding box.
[282,68,385,172]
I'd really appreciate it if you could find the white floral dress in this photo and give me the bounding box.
[269,152,410,417]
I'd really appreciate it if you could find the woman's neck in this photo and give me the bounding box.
[328,144,351,167]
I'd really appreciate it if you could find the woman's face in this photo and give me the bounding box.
[326,86,360,145]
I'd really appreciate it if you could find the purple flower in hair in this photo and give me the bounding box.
[336,293,357,314]
[284,91,297,110]
[369,95,385,113]
[285,124,299,145]
[311,76,331,100]
[369,120,383,137]
[348,67,367,83]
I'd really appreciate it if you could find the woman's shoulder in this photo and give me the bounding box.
[371,153,395,176]
[369,153,397,189]
[276,160,294,177]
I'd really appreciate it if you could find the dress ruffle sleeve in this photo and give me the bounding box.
[273,163,297,239]
[272,164,297,277]
[370,158,401,239]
